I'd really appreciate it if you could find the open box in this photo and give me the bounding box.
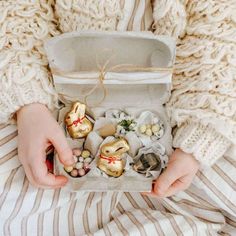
[44,31,176,192]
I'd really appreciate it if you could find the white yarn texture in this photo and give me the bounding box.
[0,0,59,122]
[0,0,235,165]
[55,0,122,32]
[153,0,236,165]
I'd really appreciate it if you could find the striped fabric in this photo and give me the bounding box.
[117,0,153,31]
[0,124,236,235]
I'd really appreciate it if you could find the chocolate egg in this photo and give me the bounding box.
[75,162,83,169]
[64,165,73,173]
[139,125,146,133]
[78,168,85,176]
[84,157,92,164]
[84,163,90,169]
[81,150,90,158]
[145,128,152,136]
[71,169,78,177]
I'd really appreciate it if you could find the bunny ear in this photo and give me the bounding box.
[74,104,79,113]
[71,102,80,113]
[78,104,86,118]
[64,111,71,121]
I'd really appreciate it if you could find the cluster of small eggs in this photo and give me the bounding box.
[139,123,164,138]
[64,149,93,177]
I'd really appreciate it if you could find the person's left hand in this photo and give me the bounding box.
[144,148,200,198]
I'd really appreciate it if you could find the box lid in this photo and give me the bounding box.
[44,31,176,107]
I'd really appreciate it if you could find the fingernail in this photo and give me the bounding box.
[59,176,68,184]
[63,178,68,184]
[65,159,75,166]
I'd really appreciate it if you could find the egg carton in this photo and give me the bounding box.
[45,31,176,192]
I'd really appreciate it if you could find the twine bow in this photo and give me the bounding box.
[51,50,173,107]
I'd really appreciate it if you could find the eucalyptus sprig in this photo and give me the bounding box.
[118,119,136,132]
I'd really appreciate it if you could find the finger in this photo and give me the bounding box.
[19,138,67,188]
[21,162,40,187]
[29,158,68,188]
[49,128,74,166]
[163,175,193,197]
[38,173,68,189]
[143,180,185,199]
[154,167,181,196]
[141,181,158,197]
[141,191,161,198]
[163,180,186,197]
[21,162,60,189]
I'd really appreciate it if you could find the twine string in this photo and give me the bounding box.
[53,50,173,107]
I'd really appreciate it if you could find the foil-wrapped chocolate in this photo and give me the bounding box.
[65,102,93,139]
[97,138,130,177]
[133,153,161,177]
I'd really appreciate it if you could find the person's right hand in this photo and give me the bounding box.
[17,103,75,189]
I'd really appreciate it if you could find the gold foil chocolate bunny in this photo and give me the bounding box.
[97,138,130,177]
[65,102,93,139]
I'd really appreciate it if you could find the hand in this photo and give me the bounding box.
[17,103,75,189]
[145,149,200,197]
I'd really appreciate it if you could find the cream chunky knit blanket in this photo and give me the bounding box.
[0,0,235,166]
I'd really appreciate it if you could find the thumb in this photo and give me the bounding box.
[50,128,74,166]
[154,167,179,196]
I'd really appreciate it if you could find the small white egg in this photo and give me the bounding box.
[84,157,92,164]
[75,162,83,169]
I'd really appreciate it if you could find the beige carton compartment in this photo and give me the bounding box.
[45,31,175,105]
[44,31,175,192]
[55,105,172,192]
[45,31,174,72]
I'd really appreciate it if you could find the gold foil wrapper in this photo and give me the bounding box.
[65,102,93,139]
[97,139,130,177]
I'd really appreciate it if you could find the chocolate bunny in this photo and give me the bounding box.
[65,102,93,139]
[97,138,130,177]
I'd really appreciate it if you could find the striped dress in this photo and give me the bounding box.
[0,124,236,235]
[0,0,236,235]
